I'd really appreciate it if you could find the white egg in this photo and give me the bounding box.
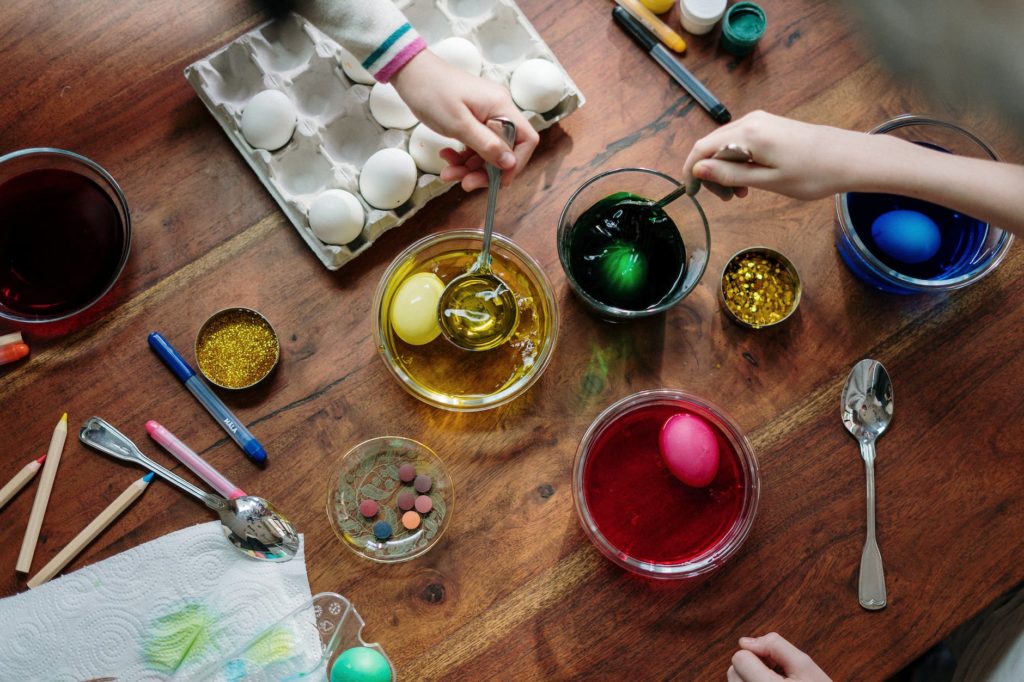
[408,123,464,175]
[339,47,375,85]
[308,189,364,245]
[431,37,483,76]
[509,59,565,114]
[369,83,418,129]
[240,90,297,151]
[359,148,418,210]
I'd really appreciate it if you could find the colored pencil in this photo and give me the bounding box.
[0,455,45,511]
[27,473,154,588]
[16,413,68,574]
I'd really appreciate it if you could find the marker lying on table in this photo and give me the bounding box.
[27,472,154,589]
[613,0,686,53]
[612,6,731,124]
[148,332,267,464]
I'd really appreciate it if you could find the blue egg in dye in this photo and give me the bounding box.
[870,210,942,264]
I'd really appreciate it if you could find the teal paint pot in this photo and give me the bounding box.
[721,2,766,56]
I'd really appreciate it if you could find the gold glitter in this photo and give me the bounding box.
[721,251,799,328]
[196,309,279,389]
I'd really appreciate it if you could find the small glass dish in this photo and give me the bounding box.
[834,115,1013,294]
[373,229,558,411]
[557,167,711,321]
[195,592,394,681]
[572,389,759,579]
[195,307,280,389]
[0,148,131,324]
[327,436,454,563]
[719,247,802,329]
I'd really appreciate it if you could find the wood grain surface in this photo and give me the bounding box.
[2,1,1023,679]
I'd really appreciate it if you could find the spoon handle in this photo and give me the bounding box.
[80,417,225,510]
[859,439,887,610]
[478,118,517,270]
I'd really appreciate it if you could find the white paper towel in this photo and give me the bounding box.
[0,522,317,681]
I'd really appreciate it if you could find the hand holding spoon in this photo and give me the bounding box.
[436,118,520,352]
[80,416,299,562]
[682,143,754,200]
[841,359,893,610]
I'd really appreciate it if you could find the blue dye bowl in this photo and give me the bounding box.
[834,115,1013,294]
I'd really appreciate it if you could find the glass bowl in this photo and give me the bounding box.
[327,437,454,563]
[557,167,710,321]
[835,115,1013,294]
[373,229,558,411]
[0,148,131,323]
[572,389,759,579]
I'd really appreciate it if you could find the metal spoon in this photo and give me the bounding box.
[79,416,300,562]
[682,143,754,200]
[436,117,520,352]
[841,359,893,610]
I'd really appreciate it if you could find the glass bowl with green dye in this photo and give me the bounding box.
[327,436,454,563]
[557,168,711,322]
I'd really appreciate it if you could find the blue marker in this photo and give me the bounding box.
[148,332,268,464]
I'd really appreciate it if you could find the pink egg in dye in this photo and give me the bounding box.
[659,413,720,488]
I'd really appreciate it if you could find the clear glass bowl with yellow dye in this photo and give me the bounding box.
[373,229,559,411]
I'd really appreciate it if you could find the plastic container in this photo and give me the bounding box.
[834,115,1013,294]
[373,229,558,411]
[557,168,710,322]
[679,0,727,35]
[196,592,394,681]
[572,389,759,579]
[720,1,766,56]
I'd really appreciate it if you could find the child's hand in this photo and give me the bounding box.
[392,50,539,191]
[727,633,832,682]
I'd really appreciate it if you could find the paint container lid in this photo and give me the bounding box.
[679,0,727,35]
[720,1,766,56]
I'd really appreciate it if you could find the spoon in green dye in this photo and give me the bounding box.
[80,416,300,562]
[436,117,520,352]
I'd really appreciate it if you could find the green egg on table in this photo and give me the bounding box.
[390,272,444,345]
[330,646,393,682]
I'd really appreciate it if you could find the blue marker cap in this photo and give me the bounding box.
[148,332,196,382]
[244,440,267,464]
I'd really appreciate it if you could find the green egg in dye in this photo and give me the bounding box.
[143,602,222,674]
[600,241,648,298]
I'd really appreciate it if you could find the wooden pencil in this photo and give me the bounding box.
[0,455,46,511]
[28,473,153,588]
[16,413,68,574]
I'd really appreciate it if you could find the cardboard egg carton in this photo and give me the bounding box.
[184,0,584,270]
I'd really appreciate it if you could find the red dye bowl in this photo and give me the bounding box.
[572,389,759,579]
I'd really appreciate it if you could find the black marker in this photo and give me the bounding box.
[612,6,731,124]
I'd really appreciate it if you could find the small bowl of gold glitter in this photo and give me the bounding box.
[195,307,280,389]
[720,247,801,329]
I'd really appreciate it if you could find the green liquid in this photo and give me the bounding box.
[568,192,687,310]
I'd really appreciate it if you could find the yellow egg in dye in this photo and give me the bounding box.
[640,0,675,13]
[390,272,445,345]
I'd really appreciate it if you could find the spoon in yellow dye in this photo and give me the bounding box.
[437,118,520,351]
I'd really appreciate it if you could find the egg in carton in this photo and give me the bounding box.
[184,1,584,270]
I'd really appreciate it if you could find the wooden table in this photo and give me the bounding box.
[3,1,1023,679]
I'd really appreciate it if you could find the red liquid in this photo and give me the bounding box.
[0,168,125,317]
[583,404,745,564]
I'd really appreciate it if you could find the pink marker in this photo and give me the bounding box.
[145,420,246,500]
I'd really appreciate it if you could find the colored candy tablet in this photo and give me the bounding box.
[414,495,433,514]
[402,510,421,530]
[414,474,432,493]
[330,646,393,682]
[390,272,445,345]
[870,209,942,265]
[372,521,392,541]
[659,412,720,488]
[397,490,415,511]
[359,499,378,518]
[398,463,417,483]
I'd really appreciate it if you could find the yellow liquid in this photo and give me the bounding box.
[381,247,553,406]
[439,274,519,351]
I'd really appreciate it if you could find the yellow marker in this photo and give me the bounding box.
[615,0,686,53]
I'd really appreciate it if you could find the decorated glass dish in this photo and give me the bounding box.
[835,115,1013,294]
[327,436,454,563]
[557,168,710,321]
[572,389,759,579]
[373,229,558,411]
